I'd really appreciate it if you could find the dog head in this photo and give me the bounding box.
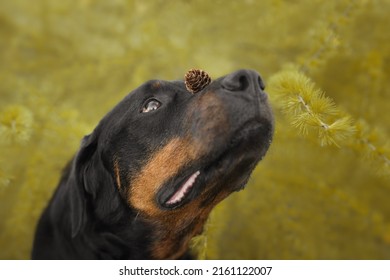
[72,69,274,258]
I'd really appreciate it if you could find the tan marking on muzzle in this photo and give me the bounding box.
[127,136,228,259]
[129,137,198,216]
[113,158,121,189]
[185,91,230,154]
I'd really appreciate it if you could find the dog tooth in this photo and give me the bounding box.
[166,171,200,205]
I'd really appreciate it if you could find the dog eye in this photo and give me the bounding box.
[142,99,161,113]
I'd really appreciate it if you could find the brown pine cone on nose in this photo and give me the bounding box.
[184,69,211,94]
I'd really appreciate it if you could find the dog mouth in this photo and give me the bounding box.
[157,154,227,210]
[165,170,201,206]
[157,120,272,210]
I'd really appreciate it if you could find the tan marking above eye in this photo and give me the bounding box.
[151,81,161,89]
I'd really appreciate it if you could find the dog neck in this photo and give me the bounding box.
[133,199,219,260]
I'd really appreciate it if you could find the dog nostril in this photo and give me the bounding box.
[237,75,249,90]
[222,70,250,91]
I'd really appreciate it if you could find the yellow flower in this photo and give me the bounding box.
[267,70,355,146]
[0,105,33,144]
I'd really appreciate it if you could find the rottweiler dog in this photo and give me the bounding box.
[32,69,274,259]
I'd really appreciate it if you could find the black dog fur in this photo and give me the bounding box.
[32,69,274,259]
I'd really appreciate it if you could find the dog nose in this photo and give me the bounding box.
[221,69,265,91]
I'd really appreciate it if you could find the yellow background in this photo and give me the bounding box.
[0,0,389,259]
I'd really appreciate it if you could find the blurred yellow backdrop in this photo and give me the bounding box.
[0,0,389,259]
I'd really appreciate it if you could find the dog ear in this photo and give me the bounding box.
[70,133,98,238]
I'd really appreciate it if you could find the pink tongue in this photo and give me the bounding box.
[166,171,200,205]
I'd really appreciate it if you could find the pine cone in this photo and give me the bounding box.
[184,69,211,94]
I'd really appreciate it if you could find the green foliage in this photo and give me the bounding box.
[0,0,389,259]
[267,70,356,146]
[267,70,389,176]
